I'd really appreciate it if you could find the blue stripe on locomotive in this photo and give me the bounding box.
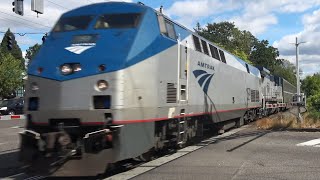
[28,2,191,81]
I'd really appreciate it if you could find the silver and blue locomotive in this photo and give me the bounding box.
[20,2,296,176]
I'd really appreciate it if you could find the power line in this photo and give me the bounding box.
[0,31,47,36]
[46,0,70,10]
[0,16,48,32]
[0,11,52,29]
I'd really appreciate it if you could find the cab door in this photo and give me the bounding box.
[178,43,189,103]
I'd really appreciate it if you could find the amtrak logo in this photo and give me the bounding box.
[65,43,95,54]
[193,70,214,94]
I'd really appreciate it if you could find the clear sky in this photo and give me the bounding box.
[0,0,319,77]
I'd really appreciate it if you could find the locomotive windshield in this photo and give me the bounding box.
[94,13,141,29]
[53,16,95,32]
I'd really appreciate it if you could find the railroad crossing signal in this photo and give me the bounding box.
[12,0,24,16]
[7,34,13,51]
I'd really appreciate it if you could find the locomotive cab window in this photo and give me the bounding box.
[165,20,176,39]
[157,15,176,40]
[219,50,227,64]
[193,35,202,52]
[201,40,209,55]
[95,13,141,29]
[209,45,220,61]
[53,16,94,32]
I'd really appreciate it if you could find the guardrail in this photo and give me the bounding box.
[0,115,25,120]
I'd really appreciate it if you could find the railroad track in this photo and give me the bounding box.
[4,125,248,180]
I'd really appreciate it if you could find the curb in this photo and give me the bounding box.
[0,115,26,120]
[283,128,320,132]
[267,128,320,133]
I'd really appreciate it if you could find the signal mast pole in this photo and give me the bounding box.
[294,37,305,122]
[295,37,300,102]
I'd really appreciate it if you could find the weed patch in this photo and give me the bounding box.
[256,112,320,130]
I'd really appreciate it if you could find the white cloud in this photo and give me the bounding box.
[230,14,277,35]
[166,0,320,35]
[166,0,241,28]
[165,0,320,76]
[274,8,320,77]
[280,0,320,13]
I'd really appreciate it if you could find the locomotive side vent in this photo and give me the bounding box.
[251,90,255,102]
[255,90,260,102]
[250,90,260,102]
[167,83,177,103]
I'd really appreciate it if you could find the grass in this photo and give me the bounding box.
[255,112,320,130]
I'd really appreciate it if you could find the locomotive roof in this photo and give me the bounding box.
[54,2,292,82]
[62,2,149,17]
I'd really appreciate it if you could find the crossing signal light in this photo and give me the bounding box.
[12,0,24,16]
[7,35,13,51]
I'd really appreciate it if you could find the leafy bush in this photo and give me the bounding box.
[0,52,24,98]
[306,93,320,120]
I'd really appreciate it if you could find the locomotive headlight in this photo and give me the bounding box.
[96,80,109,91]
[31,82,39,91]
[0,107,7,110]
[60,64,73,75]
[73,63,82,72]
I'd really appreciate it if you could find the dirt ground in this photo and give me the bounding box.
[255,107,320,130]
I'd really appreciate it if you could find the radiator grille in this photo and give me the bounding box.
[255,90,260,102]
[167,83,177,103]
[251,90,260,102]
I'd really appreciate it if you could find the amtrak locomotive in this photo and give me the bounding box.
[20,2,296,176]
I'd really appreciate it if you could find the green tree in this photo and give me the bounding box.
[195,22,201,32]
[249,40,279,70]
[197,21,236,51]
[195,21,296,84]
[272,59,296,85]
[25,43,41,65]
[308,93,320,111]
[195,21,257,64]
[231,49,251,64]
[0,51,24,98]
[306,92,320,119]
[301,73,320,118]
[301,73,320,97]
[0,29,24,69]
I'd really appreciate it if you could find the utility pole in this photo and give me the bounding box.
[294,37,306,122]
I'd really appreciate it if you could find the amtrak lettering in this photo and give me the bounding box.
[198,61,215,71]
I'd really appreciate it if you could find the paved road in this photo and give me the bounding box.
[0,119,26,179]
[131,126,320,180]
[2,119,320,180]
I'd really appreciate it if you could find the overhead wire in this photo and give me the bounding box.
[0,31,47,36]
[0,0,101,37]
[0,16,48,33]
[46,0,70,10]
[0,11,52,29]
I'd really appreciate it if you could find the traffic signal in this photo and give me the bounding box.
[7,34,13,51]
[12,0,24,16]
